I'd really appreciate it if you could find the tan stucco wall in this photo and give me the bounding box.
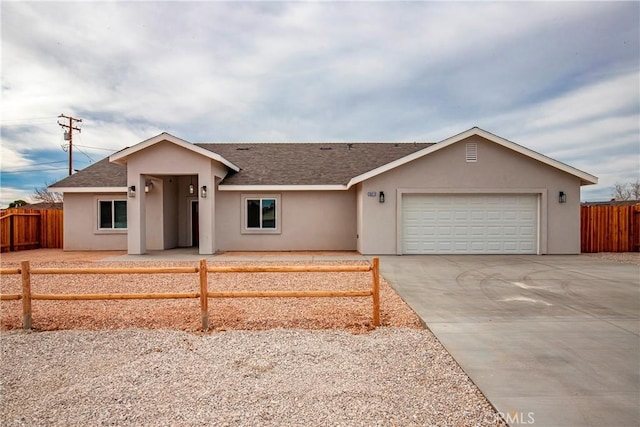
[359,135,582,255]
[62,192,127,250]
[215,190,357,251]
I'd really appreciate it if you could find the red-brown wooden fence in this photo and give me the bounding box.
[0,209,63,252]
[581,205,640,253]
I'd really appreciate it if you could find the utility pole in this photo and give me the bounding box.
[58,114,82,176]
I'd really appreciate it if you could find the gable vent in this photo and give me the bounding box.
[466,143,478,162]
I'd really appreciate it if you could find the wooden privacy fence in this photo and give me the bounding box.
[0,258,380,331]
[0,209,63,252]
[581,205,640,253]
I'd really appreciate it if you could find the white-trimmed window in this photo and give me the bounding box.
[98,199,127,230]
[242,195,280,234]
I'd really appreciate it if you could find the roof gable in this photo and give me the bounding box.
[109,132,240,172]
[347,127,598,187]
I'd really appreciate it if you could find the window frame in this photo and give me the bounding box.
[97,198,128,231]
[241,194,281,235]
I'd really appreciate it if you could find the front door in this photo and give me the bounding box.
[191,200,199,247]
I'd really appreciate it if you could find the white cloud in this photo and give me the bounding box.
[0,186,35,208]
[1,1,638,201]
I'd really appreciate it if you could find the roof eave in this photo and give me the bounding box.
[218,185,348,191]
[48,187,127,193]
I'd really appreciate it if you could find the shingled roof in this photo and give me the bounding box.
[49,156,127,188]
[198,142,433,185]
[50,141,434,188]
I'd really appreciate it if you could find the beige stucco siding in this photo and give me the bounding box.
[359,135,582,254]
[62,193,128,250]
[216,190,357,251]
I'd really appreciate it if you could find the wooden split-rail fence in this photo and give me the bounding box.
[0,258,381,331]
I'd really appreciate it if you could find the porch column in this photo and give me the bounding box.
[127,174,147,254]
[198,173,215,255]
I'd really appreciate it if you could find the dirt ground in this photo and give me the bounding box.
[0,249,126,263]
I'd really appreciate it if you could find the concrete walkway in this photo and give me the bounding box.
[378,255,640,427]
[102,248,366,262]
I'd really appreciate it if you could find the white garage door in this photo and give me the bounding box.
[402,194,538,254]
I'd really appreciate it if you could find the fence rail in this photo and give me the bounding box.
[0,258,380,330]
[0,209,63,252]
[581,205,640,253]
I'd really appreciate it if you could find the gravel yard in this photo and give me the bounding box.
[1,250,506,426]
[1,328,506,427]
[584,251,640,265]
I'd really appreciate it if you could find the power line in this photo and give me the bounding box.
[0,116,58,124]
[74,144,119,152]
[0,122,57,129]
[74,144,95,163]
[1,167,69,175]
[2,160,68,171]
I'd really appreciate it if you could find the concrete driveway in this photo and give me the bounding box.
[378,255,639,427]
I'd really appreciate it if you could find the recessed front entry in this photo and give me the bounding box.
[402,194,538,254]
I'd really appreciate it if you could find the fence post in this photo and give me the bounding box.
[199,259,209,331]
[21,260,32,330]
[372,257,380,327]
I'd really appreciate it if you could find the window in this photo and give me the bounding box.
[246,198,276,229]
[242,195,281,234]
[98,200,127,230]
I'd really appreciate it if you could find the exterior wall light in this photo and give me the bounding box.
[145,182,152,193]
[201,185,207,198]
[189,184,195,195]
[128,185,136,198]
[559,191,567,203]
[379,191,385,203]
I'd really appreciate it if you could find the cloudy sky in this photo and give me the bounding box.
[1,1,638,206]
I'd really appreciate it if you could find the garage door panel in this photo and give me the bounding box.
[520,226,534,236]
[503,226,517,236]
[454,226,468,236]
[403,194,537,254]
[486,226,502,236]
[454,211,469,220]
[486,210,502,220]
[470,226,485,235]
